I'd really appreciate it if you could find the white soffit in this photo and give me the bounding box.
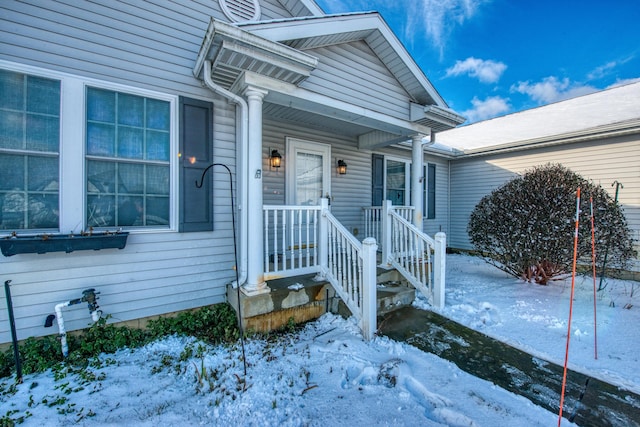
[193,18,318,88]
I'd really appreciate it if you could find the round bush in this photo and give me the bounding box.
[467,164,636,284]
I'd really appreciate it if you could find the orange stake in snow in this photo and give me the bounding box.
[590,196,598,360]
[558,187,581,426]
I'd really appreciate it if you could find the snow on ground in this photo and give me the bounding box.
[1,254,638,426]
[425,254,640,394]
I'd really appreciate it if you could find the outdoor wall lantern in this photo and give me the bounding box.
[270,149,282,168]
[337,159,347,175]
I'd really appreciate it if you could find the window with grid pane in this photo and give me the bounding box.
[386,159,406,205]
[0,70,60,230]
[86,87,170,228]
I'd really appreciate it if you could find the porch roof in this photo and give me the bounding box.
[193,14,464,144]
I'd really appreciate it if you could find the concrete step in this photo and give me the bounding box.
[377,280,415,316]
[227,269,415,333]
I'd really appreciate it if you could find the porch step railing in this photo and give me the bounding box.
[323,208,377,339]
[263,199,376,339]
[380,200,446,309]
[362,205,414,246]
[262,199,445,338]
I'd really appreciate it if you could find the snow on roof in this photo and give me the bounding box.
[436,81,640,152]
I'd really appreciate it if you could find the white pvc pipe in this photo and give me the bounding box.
[203,60,248,288]
[54,301,71,358]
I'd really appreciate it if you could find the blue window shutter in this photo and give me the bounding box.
[371,154,384,206]
[179,97,213,232]
[427,163,436,219]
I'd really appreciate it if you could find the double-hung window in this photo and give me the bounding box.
[0,69,60,230]
[1,63,177,234]
[86,87,171,228]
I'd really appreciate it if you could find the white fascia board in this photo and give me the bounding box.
[237,71,431,135]
[240,13,381,41]
[242,13,448,108]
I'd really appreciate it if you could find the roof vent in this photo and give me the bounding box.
[219,0,261,22]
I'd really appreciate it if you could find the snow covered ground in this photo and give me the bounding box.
[1,254,638,426]
[432,254,640,395]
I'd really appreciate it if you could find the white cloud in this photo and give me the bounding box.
[446,57,507,83]
[511,77,597,104]
[461,96,511,122]
[587,61,618,81]
[587,55,635,81]
[405,0,490,56]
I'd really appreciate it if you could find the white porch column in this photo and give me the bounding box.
[243,86,269,295]
[410,134,425,229]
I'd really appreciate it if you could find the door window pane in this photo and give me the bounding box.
[0,70,60,230]
[295,152,322,205]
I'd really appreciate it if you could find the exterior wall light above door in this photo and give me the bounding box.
[337,159,347,175]
[270,149,282,168]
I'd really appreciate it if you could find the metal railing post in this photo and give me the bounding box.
[361,237,378,340]
[433,232,446,309]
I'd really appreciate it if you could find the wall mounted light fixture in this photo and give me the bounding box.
[337,159,347,175]
[270,149,282,168]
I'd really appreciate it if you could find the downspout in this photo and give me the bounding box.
[203,60,248,288]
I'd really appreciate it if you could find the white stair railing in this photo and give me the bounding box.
[362,205,414,245]
[263,199,377,339]
[322,203,377,340]
[381,200,446,309]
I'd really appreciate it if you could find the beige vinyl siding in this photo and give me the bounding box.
[300,41,412,121]
[449,134,640,271]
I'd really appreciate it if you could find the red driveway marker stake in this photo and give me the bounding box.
[558,187,581,426]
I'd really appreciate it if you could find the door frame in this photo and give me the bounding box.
[285,137,331,205]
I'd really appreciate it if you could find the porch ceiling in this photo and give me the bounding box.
[263,102,372,138]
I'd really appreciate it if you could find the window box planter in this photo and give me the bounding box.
[0,231,129,257]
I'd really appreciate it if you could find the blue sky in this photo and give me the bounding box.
[314,0,640,123]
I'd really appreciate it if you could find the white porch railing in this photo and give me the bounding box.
[263,205,321,278]
[380,200,446,309]
[261,199,445,337]
[263,199,377,339]
[362,205,414,245]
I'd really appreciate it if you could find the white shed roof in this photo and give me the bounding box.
[436,82,640,153]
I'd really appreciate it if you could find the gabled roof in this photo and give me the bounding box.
[193,10,465,137]
[236,12,451,109]
[437,82,640,155]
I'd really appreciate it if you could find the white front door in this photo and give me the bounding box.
[286,137,331,206]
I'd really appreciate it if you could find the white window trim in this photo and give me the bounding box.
[0,60,179,235]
